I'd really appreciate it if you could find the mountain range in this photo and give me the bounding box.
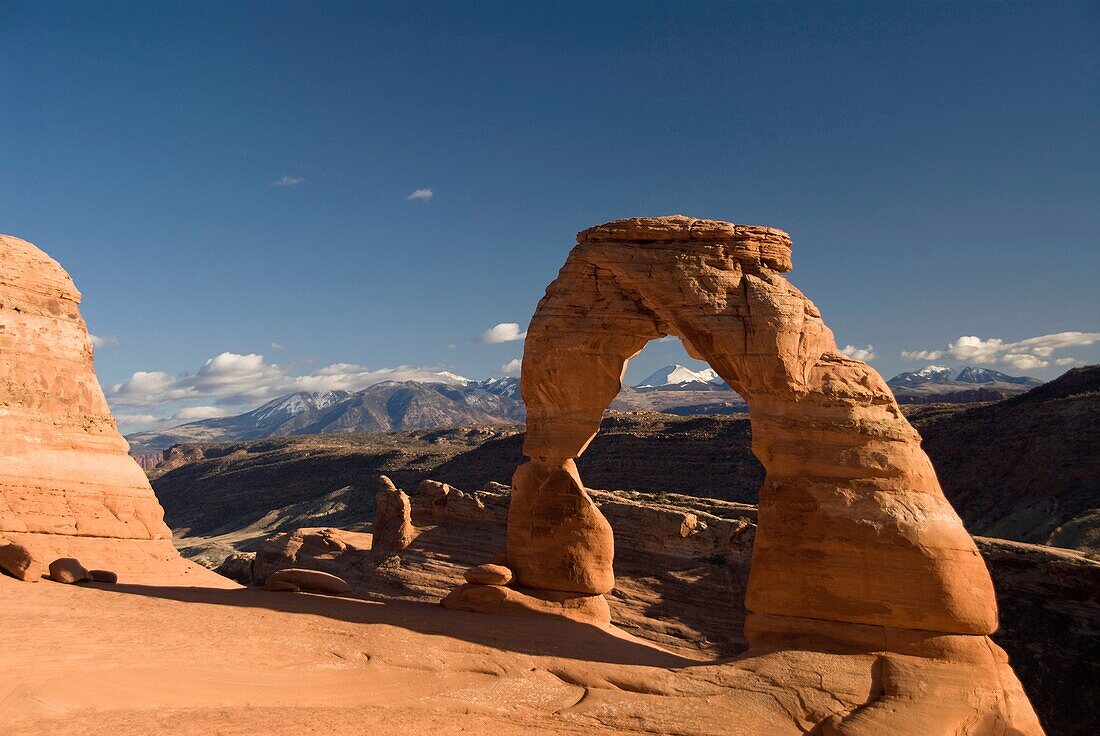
[886,365,1042,403]
[125,363,1042,454]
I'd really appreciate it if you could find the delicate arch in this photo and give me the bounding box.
[508,215,997,639]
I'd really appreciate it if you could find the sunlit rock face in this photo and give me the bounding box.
[0,234,202,580]
[499,215,1043,734]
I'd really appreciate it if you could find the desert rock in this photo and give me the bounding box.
[0,542,43,581]
[265,568,352,595]
[48,557,90,584]
[88,569,118,584]
[373,475,415,556]
[464,563,512,585]
[0,235,218,582]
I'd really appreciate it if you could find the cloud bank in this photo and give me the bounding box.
[475,322,527,344]
[109,352,469,431]
[840,344,876,361]
[901,331,1100,371]
[501,358,522,375]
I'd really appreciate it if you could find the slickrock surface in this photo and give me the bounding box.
[0,234,227,585]
[502,216,1041,733]
[0,572,904,736]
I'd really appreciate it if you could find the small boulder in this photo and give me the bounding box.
[265,568,351,595]
[88,569,118,584]
[48,558,90,584]
[0,542,44,581]
[265,579,301,593]
[465,563,512,586]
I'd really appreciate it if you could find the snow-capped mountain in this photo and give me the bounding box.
[473,376,520,398]
[249,391,352,424]
[635,364,723,388]
[888,365,956,388]
[887,366,1042,404]
[125,363,1048,455]
[126,379,526,454]
[954,367,1042,386]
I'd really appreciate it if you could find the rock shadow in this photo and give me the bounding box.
[105,582,706,669]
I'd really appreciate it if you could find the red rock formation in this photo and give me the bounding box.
[0,234,217,583]
[448,216,1042,734]
[373,475,415,557]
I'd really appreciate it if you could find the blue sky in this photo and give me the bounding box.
[2,1,1098,431]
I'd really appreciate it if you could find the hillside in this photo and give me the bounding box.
[915,364,1100,550]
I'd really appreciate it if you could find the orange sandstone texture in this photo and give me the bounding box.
[0,234,222,583]
[497,216,1043,734]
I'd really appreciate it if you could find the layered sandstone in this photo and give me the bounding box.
[0,234,213,582]
[469,216,1041,733]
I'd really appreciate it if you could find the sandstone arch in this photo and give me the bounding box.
[508,215,996,637]
[470,215,1044,733]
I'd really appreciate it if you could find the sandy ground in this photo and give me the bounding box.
[2,574,781,736]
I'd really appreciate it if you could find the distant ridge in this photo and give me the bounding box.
[127,364,1045,453]
[886,365,1041,404]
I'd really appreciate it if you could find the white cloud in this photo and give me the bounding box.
[901,332,1100,370]
[270,342,285,350]
[406,188,434,201]
[115,413,164,427]
[501,358,522,375]
[840,344,876,362]
[1055,357,1081,366]
[90,334,119,348]
[173,406,231,421]
[268,176,304,187]
[475,322,527,344]
[108,352,468,418]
